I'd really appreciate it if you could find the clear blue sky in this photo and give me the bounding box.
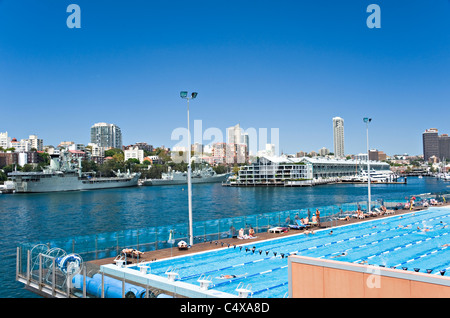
[0,1,449,156]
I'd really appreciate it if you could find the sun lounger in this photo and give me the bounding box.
[268,227,289,234]
[288,220,310,230]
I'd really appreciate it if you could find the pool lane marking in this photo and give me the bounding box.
[290,214,450,259]
[317,230,417,259]
[353,231,449,266]
[155,211,450,279]
[210,264,289,289]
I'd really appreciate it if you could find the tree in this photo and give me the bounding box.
[213,164,227,174]
[104,148,123,158]
[37,152,50,165]
[22,164,34,172]
[81,160,98,173]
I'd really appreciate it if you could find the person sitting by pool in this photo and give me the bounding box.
[238,228,244,238]
[311,215,318,226]
[249,227,255,237]
[303,217,309,225]
[357,207,364,219]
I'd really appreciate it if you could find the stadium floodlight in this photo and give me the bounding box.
[180,91,198,246]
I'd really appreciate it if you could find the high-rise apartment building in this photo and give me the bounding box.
[227,124,243,144]
[423,128,439,161]
[0,132,11,149]
[438,134,450,161]
[332,117,345,158]
[90,123,122,149]
[28,135,43,151]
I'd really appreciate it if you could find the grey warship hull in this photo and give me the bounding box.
[10,171,140,193]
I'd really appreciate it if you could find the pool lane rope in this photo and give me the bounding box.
[353,231,449,272]
[155,211,450,280]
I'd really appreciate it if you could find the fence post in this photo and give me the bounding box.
[137,230,140,251]
[95,235,98,260]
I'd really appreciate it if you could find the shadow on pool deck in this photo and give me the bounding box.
[89,204,449,267]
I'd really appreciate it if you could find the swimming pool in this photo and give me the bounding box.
[130,206,450,298]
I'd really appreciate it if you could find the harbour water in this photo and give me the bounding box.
[1,177,448,298]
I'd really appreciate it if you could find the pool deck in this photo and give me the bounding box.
[89,203,449,267]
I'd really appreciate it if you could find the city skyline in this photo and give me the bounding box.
[1,1,449,156]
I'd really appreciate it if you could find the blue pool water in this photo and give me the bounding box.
[134,206,450,298]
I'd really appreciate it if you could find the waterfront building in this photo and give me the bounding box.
[27,135,43,151]
[423,128,450,162]
[124,146,144,163]
[58,141,75,149]
[68,143,86,151]
[212,142,247,165]
[90,122,122,149]
[10,138,32,152]
[0,132,11,149]
[356,153,368,162]
[332,117,345,158]
[16,151,38,167]
[438,134,450,161]
[319,147,330,157]
[68,149,86,160]
[43,146,60,155]
[87,143,105,158]
[369,149,387,161]
[227,123,250,157]
[0,152,18,167]
[0,133,43,152]
[257,144,276,157]
[235,155,390,186]
[191,142,203,155]
[133,142,154,153]
[227,124,243,144]
[423,128,439,161]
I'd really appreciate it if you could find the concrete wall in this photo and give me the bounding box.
[289,255,450,298]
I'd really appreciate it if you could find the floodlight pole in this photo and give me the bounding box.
[181,91,197,246]
[364,118,372,214]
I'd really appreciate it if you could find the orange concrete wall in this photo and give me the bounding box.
[289,256,450,298]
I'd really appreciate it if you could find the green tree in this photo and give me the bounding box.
[104,148,124,157]
[213,164,227,174]
[22,164,34,172]
[81,160,98,172]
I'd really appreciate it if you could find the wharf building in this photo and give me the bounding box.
[233,155,390,186]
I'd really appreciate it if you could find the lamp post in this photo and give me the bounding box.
[180,91,198,246]
[363,117,372,214]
